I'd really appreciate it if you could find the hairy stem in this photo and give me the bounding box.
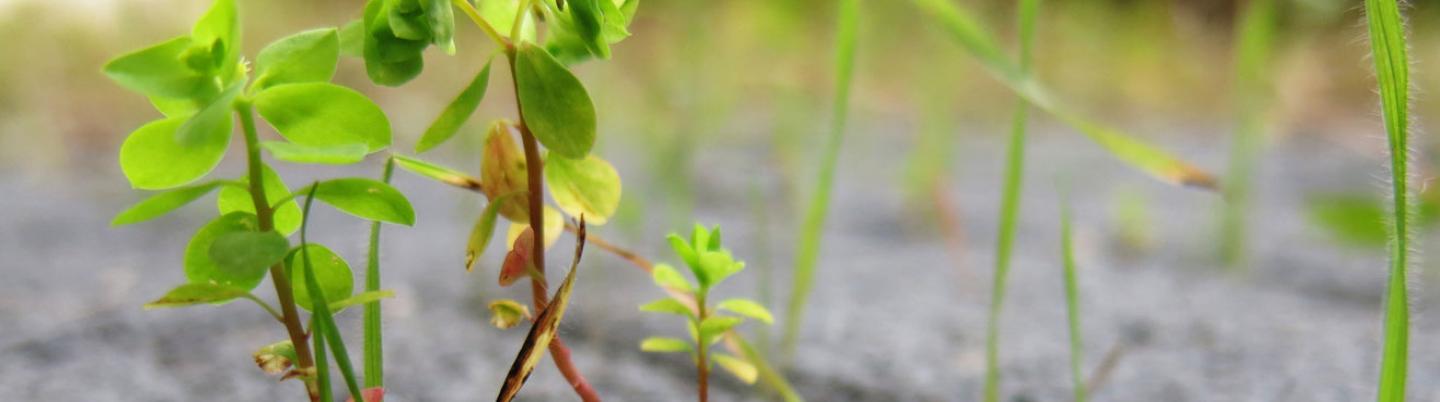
[236,99,319,401]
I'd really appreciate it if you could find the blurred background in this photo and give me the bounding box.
[4,0,1440,400]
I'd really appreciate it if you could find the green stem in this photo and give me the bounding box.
[236,99,320,402]
[985,1,1039,401]
[1365,0,1411,400]
[452,0,510,50]
[696,290,710,402]
[364,158,395,389]
[1059,194,1086,402]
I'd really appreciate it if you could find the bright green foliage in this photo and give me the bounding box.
[477,0,534,40]
[1059,196,1086,402]
[361,0,456,86]
[184,212,270,290]
[286,244,355,312]
[540,0,638,64]
[144,283,252,308]
[119,117,230,190]
[985,0,1039,400]
[208,230,290,278]
[253,83,392,153]
[112,181,226,226]
[392,154,482,190]
[262,141,369,165]
[190,0,241,81]
[513,43,596,159]
[784,0,858,358]
[103,37,214,99]
[545,154,621,225]
[176,83,240,148]
[253,28,340,91]
[640,224,771,388]
[913,0,1215,189]
[417,60,493,152]
[305,178,416,226]
[1364,0,1412,400]
[218,164,302,235]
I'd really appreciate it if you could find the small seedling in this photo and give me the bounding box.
[640,224,775,402]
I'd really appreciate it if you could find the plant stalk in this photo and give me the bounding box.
[364,158,395,389]
[236,100,319,401]
[695,290,710,402]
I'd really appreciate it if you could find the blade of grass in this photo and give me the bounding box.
[783,0,859,360]
[984,0,1038,401]
[1219,0,1277,268]
[1059,190,1087,402]
[913,0,1216,189]
[363,158,395,388]
[314,315,334,402]
[1364,0,1412,400]
[300,183,367,402]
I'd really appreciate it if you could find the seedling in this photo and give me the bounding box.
[639,224,775,402]
[1217,0,1277,268]
[108,0,412,400]
[1059,193,1087,402]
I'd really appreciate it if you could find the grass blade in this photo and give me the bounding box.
[984,1,1039,401]
[1059,192,1086,402]
[300,184,367,402]
[1364,0,1412,400]
[497,220,589,402]
[363,158,395,388]
[1219,0,1278,267]
[314,315,334,402]
[783,0,860,359]
[913,0,1215,189]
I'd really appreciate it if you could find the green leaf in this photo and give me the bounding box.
[1365,0,1413,398]
[513,43,596,159]
[308,178,416,225]
[254,82,392,153]
[712,353,758,384]
[651,263,692,294]
[487,299,532,329]
[466,192,519,272]
[639,337,690,353]
[639,298,693,318]
[338,20,366,57]
[1307,195,1388,247]
[387,0,431,40]
[112,181,225,226]
[479,0,535,40]
[545,154,621,225]
[253,28,340,91]
[144,282,251,309]
[391,154,483,190]
[208,230,290,281]
[185,212,269,291]
[427,0,455,53]
[262,141,369,165]
[253,340,298,375]
[176,82,240,147]
[416,60,493,153]
[218,164,302,235]
[567,0,608,58]
[363,0,427,86]
[103,36,211,99]
[698,315,743,342]
[328,289,395,312]
[717,299,773,325]
[191,0,240,79]
[286,244,355,311]
[120,117,230,190]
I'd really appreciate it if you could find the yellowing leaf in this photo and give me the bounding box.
[545,154,621,225]
[712,353,758,384]
[488,299,532,329]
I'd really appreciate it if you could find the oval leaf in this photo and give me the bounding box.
[262,141,368,165]
[717,299,774,325]
[120,117,230,190]
[309,178,416,225]
[639,298,693,318]
[209,230,290,278]
[218,164,302,235]
[254,28,340,90]
[639,337,691,353]
[103,36,211,99]
[112,181,225,226]
[185,212,269,291]
[144,282,251,309]
[416,60,493,152]
[254,82,392,153]
[545,154,621,225]
[712,354,759,384]
[286,244,355,311]
[513,43,596,159]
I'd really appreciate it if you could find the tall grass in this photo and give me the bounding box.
[1059,191,1086,402]
[984,0,1039,400]
[1219,0,1278,268]
[1363,0,1413,400]
[782,0,860,359]
[363,158,395,389]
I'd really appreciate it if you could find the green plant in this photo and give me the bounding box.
[1218,0,1278,268]
[108,1,410,400]
[639,224,775,402]
[782,0,859,359]
[984,0,1039,400]
[1059,193,1087,402]
[1362,0,1413,400]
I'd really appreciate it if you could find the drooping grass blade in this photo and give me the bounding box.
[1363,0,1412,400]
[783,0,860,358]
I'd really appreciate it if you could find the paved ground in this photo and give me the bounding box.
[2,125,1437,401]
